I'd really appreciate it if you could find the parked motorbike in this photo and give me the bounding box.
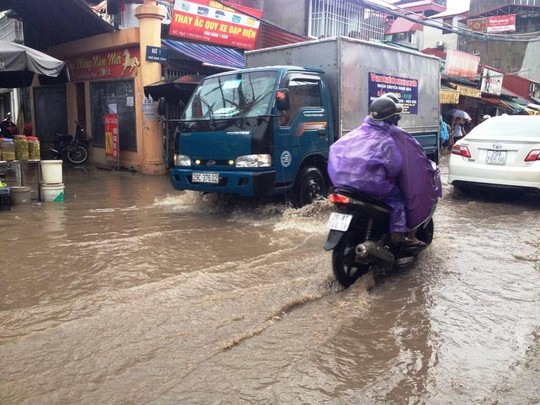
[50,121,90,164]
[324,187,435,288]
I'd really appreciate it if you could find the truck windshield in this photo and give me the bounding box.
[182,71,278,120]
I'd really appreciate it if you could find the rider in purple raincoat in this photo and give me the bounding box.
[328,95,411,243]
[328,95,439,246]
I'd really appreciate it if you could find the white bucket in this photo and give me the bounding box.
[40,183,65,202]
[40,160,63,184]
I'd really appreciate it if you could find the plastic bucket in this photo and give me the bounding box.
[40,160,63,184]
[40,183,65,202]
[10,186,32,205]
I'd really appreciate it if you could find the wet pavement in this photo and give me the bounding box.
[1,156,539,404]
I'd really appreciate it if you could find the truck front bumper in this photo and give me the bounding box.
[170,168,276,197]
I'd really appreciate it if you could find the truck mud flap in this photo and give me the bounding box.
[324,230,344,251]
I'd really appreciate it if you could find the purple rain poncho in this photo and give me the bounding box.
[328,117,409,233]
[389,125,442,229]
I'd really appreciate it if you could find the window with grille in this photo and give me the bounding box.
[308,0,385,41]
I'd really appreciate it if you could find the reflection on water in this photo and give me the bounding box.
[0,161,539,404]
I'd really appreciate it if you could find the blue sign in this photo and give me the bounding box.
[146,46,169,63]
[368,72,419,114]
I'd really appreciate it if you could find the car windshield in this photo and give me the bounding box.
[182,71,278,120]
[470,116,540,138]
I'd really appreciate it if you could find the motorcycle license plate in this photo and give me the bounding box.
[326,212,353,231]
[192,172,219,184]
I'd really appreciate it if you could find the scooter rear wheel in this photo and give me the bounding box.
[67,145,88,164]
[332,230,370,288]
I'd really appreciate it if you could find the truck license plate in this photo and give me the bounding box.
[326,212,353,231]
[192,172,219,184]
[486,150,507,165]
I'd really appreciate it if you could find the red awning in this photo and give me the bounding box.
[386,17,424,35]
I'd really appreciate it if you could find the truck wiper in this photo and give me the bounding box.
[197,95,217,128]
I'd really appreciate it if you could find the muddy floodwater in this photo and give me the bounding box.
[1,156,539,404]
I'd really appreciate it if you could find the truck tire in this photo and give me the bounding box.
[290,167,327,208]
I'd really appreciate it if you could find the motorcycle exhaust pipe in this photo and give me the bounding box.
[355,240,394,264]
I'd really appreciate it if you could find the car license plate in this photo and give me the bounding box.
[192,172,219,184]
[326,212,353,231]
[486,150,507,165]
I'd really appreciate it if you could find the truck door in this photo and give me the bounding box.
[274,74,329,185]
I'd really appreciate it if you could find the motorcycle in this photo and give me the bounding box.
[50,121,91,164]
[324,186,435,288]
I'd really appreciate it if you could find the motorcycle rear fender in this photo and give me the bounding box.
[324,229,344,251]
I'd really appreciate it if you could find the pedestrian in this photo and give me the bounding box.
[439,114,450,151]
[450,116,465,145]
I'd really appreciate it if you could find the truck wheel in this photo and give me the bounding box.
[290,167,327,208]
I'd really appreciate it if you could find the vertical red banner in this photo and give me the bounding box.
[104,114,119,157]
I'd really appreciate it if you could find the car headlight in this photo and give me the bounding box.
[174,154,191,166]
[235,154,271,168]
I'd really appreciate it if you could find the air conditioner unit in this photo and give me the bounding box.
[435,40,444,48]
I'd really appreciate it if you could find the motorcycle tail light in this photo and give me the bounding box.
[451,144,471,158]
[524,149,540,162]
[329,193,350,204]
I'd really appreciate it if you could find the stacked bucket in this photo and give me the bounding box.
[40,160,65,202]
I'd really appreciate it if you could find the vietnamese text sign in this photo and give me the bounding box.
[104,114,119,158]
[487,14,516,33]
[368,72,419,114]
[169,0,262,50]
[66,47,140,81]
[146,46,169,63]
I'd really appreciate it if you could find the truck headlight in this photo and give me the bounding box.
[236,154,271,168]
[174,154,191,166]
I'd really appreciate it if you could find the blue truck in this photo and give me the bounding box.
[170,36,440,206]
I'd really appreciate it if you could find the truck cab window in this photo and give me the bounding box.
[281,78,322,126]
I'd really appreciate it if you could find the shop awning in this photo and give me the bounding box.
[385,17,423,35]
[162,40,245,70]
[456,84,481,98]
[440,86,459,104]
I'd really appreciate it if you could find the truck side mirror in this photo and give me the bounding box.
[276,89,290,111]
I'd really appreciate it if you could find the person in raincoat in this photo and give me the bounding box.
[383,94,441,234]
[327,95,423,246]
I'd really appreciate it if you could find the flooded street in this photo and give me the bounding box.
[1,155,539,404]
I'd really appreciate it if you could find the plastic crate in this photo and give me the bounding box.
[0,193,11,211]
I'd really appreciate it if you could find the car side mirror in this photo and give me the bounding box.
[276,88,290,111]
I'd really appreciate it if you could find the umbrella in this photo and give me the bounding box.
[0,40,67,88]
[446,109,471,120]
[144,74,206,105]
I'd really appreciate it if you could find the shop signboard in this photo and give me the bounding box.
[487,14,516,33]
[169,0,263,50]
[467,14,516,33]
[444,49,480,80]
[480,68,503,96]
[66,47,141,81]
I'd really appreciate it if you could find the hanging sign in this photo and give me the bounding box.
[169,0,262,50]
[104,114,119,157]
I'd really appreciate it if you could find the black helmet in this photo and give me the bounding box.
[369,96,402,123]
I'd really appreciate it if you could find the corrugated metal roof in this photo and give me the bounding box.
[162,39,245,70]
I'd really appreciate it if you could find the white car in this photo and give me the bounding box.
[448,115,540,193]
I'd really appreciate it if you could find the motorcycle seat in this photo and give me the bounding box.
[330,186,391,208]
